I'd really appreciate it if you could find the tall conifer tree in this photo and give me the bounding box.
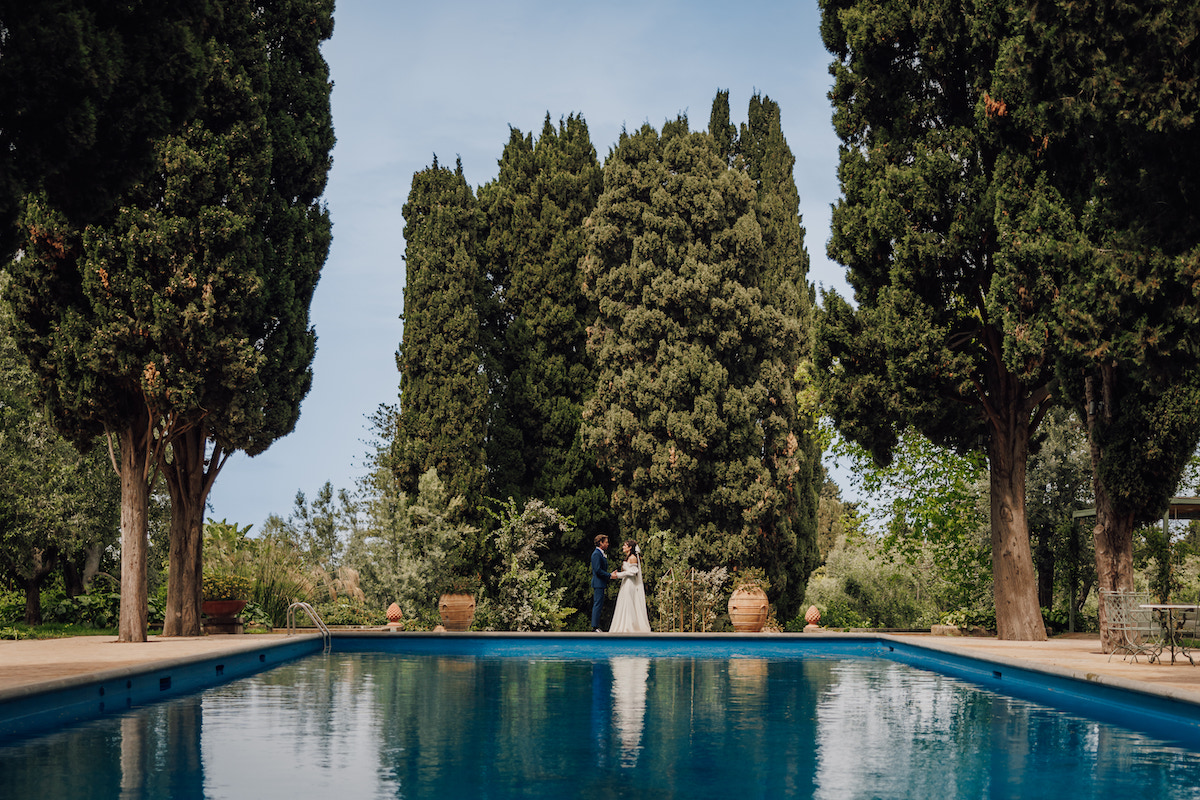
[727,93,822,615]
[396,158,488,525]
[7,0,333,640]
[817,0,1056,640]
[986,0,1200,642]
[479,114,609,599]
[158,0,334,637]
[582,108,817,615]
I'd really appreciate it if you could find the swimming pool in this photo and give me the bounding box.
[2,635,1200,799]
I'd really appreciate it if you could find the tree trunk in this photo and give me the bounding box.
[82,544,102,592]
[1086,369,1135,652]
[63,544,102,596]
[162,425,223,637]
[1034,528,1055,610]
[989,392,1048,641]
[21,548,57,625]
[117,423,152,643]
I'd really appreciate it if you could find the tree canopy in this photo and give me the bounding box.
[396,157,489,524]
[0,0,212,260]
[817,0,1056,639]
[984,0,1200,631]
[5,0,333,641]
[581,101,819,617]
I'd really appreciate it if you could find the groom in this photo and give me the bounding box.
[590,534,612,632]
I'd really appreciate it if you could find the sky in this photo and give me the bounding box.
[206,0,854,530]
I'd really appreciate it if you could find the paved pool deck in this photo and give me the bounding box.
[3,630,1200,704]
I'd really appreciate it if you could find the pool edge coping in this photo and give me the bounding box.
[0,633,326,705]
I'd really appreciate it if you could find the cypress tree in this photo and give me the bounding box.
[728,93,822,616]
[582,112,816,613]
[985,0,1200,639]
[0,1,211,260]
[158,0,334,637]
[6,0,333,640]
[396,157,489,526]
[816,0,1056,640]
[479,114,609,601]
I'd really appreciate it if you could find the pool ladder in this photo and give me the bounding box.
[286,601,331,653]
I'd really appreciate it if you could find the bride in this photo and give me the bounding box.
[609,539,651,633]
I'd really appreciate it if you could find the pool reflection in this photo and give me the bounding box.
[3,653,1200,799]
[611,656,649,767]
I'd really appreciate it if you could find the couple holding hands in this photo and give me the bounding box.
[590,534,651,633]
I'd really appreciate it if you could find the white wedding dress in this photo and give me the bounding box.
[609,558,651,633]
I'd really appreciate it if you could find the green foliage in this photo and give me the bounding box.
[314,597,385,627]
[478,113,612,614]
[828,426,993,610]
[42,591,122,628]
[5,0,333,641]
[343,466,479,621]
[0,271,121,621]
[802,524,950,631]
[1041,607,1071,636]
[651,530,730,632]
[243,526,319,627]
[581,103,819,616]
[817,0,1057,638]
[280,482,350,572]
[396,158,489,523]
[941,607,997,633]
[1136,522,1185,604]
[730,567,770,593]
[486,497,575,631]
[434,574,483,597]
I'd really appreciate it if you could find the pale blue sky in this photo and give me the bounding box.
[207,0,852,529]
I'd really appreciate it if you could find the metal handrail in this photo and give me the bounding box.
[286,601,331,653]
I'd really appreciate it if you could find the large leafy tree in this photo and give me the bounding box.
[6,0,332,641]
[985,0,1200,644]
[0,272,120,623]
[396,157,489,529]
[477,114,610,609]
[157,0,334,638]
[0,0,211,260]
[582,105,818,617]
[817,0,1056,639]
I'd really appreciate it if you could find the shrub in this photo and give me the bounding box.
[315,597,385,626]
[202,573,252,602]
[43,591,121,628]
[941,606,996,632]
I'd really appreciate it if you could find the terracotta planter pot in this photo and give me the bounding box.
[728,587,768,632]
[202,599,248,619]
[438,594,476,631]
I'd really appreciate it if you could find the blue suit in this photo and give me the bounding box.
[591,547,611,629]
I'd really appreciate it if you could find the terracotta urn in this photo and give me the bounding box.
[438,593,476,631]
[728,587,769,632]
[201,599,248,619]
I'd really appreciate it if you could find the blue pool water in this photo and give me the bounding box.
[2,646,1200,799]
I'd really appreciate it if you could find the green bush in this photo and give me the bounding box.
[0,590,23,624]
[43,591,122,628]
[801,531,942,630]
[941,606,996,632]
[1041,606,1070,634]
[202,573,252,601]
[314,597,385,626]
